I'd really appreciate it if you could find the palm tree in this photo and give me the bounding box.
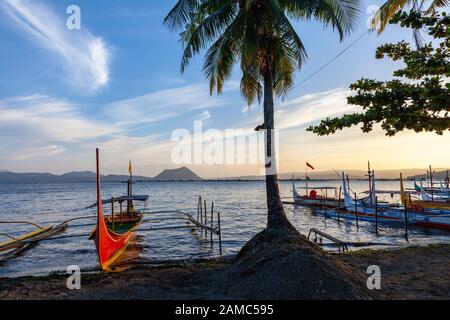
[373,0,449,46]
[164,0,361,231]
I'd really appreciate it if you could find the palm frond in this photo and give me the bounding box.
[202,13,245,95]
[163,0,200,31]
[267,0,308,66]
[241,63,263,105]
[372,0,410,32]
[426,0,450,14]
[181,2,238,73]
[282,0,361,40]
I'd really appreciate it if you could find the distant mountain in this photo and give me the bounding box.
[59,171,96,182]
[153,167,202,181]
[223,169,441,181]
[2,167,444,184]
[407,170,450,180]
[0,167,202,184]
[0,171,59,184]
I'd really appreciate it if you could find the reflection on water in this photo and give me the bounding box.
[1,180,450,278]
[107,236,145,272]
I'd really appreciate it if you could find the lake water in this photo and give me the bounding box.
[1,180,450,278]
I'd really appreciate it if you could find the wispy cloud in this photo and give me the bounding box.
[1,0,111,91]
[8,144,66,161]
[276,88,359,130]
[0,95,116,143]
[196,110,211,121]
[105,84,232,127]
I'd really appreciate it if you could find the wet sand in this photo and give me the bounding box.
[1,244,449,300]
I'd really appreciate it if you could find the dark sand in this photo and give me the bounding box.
[1,240,449,300]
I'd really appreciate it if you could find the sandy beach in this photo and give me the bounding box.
[1,242,449,300]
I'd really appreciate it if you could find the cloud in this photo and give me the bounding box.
[7,145,66,161]
[276,88,359,130]
[105,84,231,126]
[0,95,116,143]
[2,0,111,91]
[196,110,211,121]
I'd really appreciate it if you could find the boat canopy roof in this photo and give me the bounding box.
[361,190,418,195]
[295,186,339,190]
[86,195,149,208]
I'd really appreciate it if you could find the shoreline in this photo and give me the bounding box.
[1,244,449,300]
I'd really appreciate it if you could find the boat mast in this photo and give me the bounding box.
[429,165,434,201]
[305,163,308,197]
[367,161,372,205]
[446,170,449,189]
[127,160,133,214]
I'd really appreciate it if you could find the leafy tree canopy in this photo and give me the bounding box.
[308,10,450,136]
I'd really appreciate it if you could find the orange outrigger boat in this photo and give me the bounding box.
[90,149,147,271]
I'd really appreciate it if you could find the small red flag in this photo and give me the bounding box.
[306,162,315,170]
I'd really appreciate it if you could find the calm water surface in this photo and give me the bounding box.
[1,180,449,278]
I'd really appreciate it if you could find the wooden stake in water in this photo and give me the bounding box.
[404,200,409,241]
[354,192,359,228]
[338,186,342,208]
[218,211,222,255]
[119,201,123,225]
[200,198,203,232]
[204,200,207,238]
[210,202,214,248]
[322,199,326,220]
[337,186,342,224]
[375,196,379,236]
[197,196,201,221]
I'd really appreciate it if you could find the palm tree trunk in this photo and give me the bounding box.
[263,67,294,231]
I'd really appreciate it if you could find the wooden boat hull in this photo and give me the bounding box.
[93,149,142,271]
[408,200,450,211]
[315,208,408,225]
[293,195,342,209]
[291,178,343,209]
[415,215,450,231]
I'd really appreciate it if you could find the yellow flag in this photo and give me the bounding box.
[129,160,132,175]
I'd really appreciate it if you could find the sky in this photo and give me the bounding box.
[0,0,448,178]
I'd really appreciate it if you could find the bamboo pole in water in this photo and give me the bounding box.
[200,198,203,233]
[337,186,342,224]
[354,192,359,228]
[218,211,222,255]
[119,201,123,225]
[197,196,201,221]
[210,202,214,248]
[404,200,409,241]
[375,197,379,236]
[204,200,207,238]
